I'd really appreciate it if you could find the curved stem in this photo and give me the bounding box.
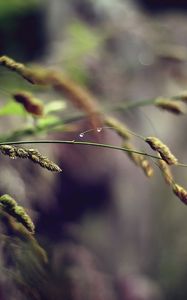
[0,139,161,160]
[108,98,156,112]
[0,94,180,144]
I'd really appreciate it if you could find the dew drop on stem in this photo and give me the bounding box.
[97,127,102,133]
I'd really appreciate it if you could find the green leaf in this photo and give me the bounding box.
[0,101,26,116]
[37,116,61,130]
[44,101,66,115]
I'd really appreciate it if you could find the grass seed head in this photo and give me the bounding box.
[0,55,25,73]
[27,149,62,172]
[123,142,154,177]
[145,136,178,165]
[16,148,29,159]
[0,194,35,234]
[172,183,187,205]
[175,91,187,102]
[14,205,35,234]
[0,145,17,159]
[155,97,186,115]
[13,91,44,116]
[105,116,131,140]
[158,159,173,185]
[0,145,62,172]
[0,55,48,84]
[0,55,102,128]
[0,194,17,209]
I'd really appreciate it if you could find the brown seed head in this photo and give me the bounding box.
[0,194,35,233]
[0,194,17,209]
[27,149,62,172]
[158,159,173,185]
[175,91,187,102]
[123,142,154,177]
[0,145,17,159]
[172,183,187,205]
[14,205,35,234]
[138,155,154,177]
[105,116,131,140]
[40,157,62,172]
[0,209,48,263]
[155,97,186,115]
[145,136,178,165]
[16,147,29,159]
[0,55,48,84]
[27,149,40,156]
[0,55,25,73]
[13,91,44,116]
[29,154,40,164]
[0,55,102,128]
[0,145,62,172]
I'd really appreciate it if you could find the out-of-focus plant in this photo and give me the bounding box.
[1,55,187,298]
[0,0,39,17]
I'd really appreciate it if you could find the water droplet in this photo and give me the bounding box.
[79,133,84,138]
[97,127,102,133]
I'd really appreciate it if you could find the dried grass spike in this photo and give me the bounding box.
[172,183,187,205]
[175,91,187,102]
[155,97,185,115]
[123,142,154,177]
[138,155,154,177]
[0,56,102,127]
[145,136,178,165]
[0,209,47,263]
[27,149,62,172]
[0,194,35,233]
[27,149,40,156]
[0,194,17,209]
[0,55,45,84]
[13,205,35,234]
[29,154,41,164]
[13,91,44,116]
[0,55,50,85]
[0,145,62,172]
[0,55,25,74]
[0,145,17,159]
[158,159,173,185]
[105,116,131,140]
[39,157,62,172]
[15,148,29,159]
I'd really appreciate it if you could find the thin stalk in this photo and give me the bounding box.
[108,98,156,112]
[103,93,182,113]
[0,99,155,143]
[0,94,181,144]
[0,139,161,160]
